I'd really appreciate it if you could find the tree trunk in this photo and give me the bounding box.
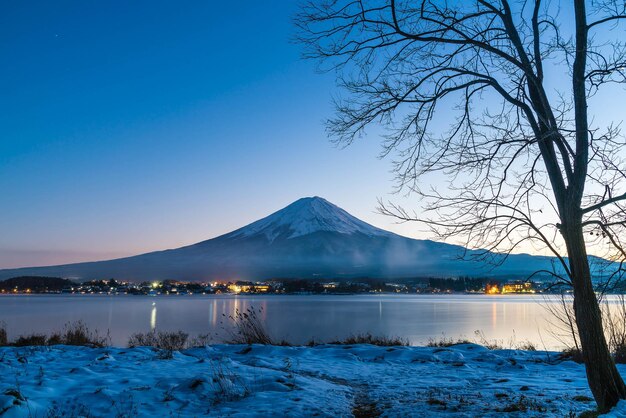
[564,221,626,412]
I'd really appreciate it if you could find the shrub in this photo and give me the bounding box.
[128,331,156,348]
[12,334,48,347]
[128,330,189,358]
[209,358,249,404]
[614,343,626,364]
[427,331,523,350]
[352,401,381,418]
[473,330,504,350]
[0,323,7,346]
[189,334,211,348]
[426,337,473,348]
[330,333,408,346]
[224,307,273,345]
[55,321,107,347]
[5,321,106,347]
[561,347,584,363]
[156,331,188,352]
[516,341,537,351]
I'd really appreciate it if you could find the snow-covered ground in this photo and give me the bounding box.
[0,343,622,417]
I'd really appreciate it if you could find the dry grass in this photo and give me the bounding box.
[44,403,95,418]
[603,295,626,363]
[12,334,48,347]
[128,330,189,358]
[426,337,473,348]
[544,293,626,364]
[328,333,408,346]
[495,395,547,413]
[353,398,382,417]
[209,358,250,404]
[0,323,8,346]
[473,330,505,350]
[561,346,584,363]
[189,334,212,348]
[49,321,108,347]
[5,321,107,347]
[224,307,274,345]
[426,331,538,351]
[516,341,537,351]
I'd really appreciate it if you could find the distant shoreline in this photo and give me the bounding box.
[0,291,549,296]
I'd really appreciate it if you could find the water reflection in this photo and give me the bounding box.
[232,297,239,318]
[0,293,608,350]
[209,300,217,327]
[150,303,157,330]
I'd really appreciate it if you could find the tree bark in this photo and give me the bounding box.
[564,1,626,411]
[563,217,626,412]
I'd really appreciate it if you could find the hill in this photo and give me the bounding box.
[0,276,76,292]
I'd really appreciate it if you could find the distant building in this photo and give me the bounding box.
[486,281,535,294]
[502,281,535,294]
[253,284,270,292]
[227,281,256,293]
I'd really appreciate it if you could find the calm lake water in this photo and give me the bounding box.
[0,294,596,349]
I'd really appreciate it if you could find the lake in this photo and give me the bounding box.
[0,293,595,349]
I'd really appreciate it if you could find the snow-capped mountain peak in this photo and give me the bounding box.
[228,196,393,241]
[0,196,577,281]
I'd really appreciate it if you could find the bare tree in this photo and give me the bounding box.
[297,0,626,411]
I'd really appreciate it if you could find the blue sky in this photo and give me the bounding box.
[0,1,412,268]
[1,1,625,268]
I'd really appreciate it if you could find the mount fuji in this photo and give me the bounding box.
[0,197,564,281]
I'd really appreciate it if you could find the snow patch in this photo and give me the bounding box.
[0,344,607,417]
[229,196,393,241]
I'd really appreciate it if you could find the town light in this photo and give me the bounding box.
[485,284,500,295]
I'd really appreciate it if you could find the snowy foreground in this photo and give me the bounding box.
[2,343,626,417]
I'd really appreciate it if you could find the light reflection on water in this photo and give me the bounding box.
[150,304,157,331]
[0,293,613,349]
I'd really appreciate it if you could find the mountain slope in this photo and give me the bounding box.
[0,196,577,281]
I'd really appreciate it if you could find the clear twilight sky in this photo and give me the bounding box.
[1,2,624,269]
[0,1,416,269]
